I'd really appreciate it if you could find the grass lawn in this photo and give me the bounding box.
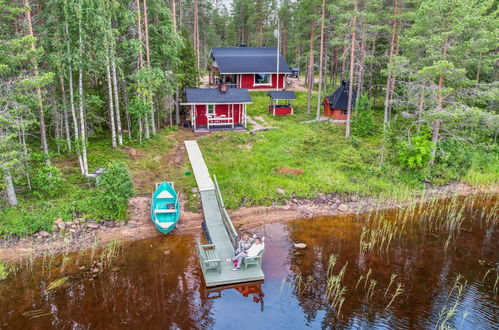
[199,91,498,209]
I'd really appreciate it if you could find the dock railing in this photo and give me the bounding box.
[213,175,238,251]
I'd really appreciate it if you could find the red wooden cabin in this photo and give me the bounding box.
[209,47,291,90]
[323,80,356,121]
[181,87,252,132]
[267,91,296,116]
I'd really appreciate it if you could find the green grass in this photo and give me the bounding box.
[0,128,182,237]
[198,91,498,209]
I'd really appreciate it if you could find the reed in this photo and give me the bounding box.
[294,274,313,295]
[385,283,404,309]
[366,279,377,301]
[99,239,122,268]
[436,274,467,330]
[325,259,348,317]
[384,274,397,297]
[44,276,68,296]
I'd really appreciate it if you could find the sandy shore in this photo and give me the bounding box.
[0,182,496,263]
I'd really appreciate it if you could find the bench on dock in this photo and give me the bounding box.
[197,241,221,273]
[243,249,265,270]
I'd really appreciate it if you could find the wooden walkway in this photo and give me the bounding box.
[185,140,264,287]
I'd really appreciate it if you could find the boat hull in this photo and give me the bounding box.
[150,182,180,235]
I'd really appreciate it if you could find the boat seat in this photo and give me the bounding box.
[156,221,175,229]
[155,209,177,214]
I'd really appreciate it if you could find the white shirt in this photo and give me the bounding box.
[246,242,265,258]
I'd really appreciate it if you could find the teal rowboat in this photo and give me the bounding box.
[150,182,180,234]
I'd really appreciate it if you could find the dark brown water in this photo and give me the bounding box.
[0,195,497,329]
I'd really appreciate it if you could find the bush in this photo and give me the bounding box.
[396,132,434,168]
[96,162,134,219]
[352,94,378,137]
[32,166,65,197]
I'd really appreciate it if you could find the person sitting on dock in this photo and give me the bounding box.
[229,237,265,271]
[235,233,254,255]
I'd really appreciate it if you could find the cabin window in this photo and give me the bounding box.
[254,74,271,85]
[207,105,215,115]
[341,110,348,115]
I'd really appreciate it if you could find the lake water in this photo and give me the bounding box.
[0,195,497,329]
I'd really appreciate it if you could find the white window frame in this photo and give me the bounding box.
[254,73,272,86]
[207,104,215,116]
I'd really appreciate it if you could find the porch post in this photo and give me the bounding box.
[193,105,196,131]
[244,104,247,128]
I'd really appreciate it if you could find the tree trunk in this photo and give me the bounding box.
[135,0,144,68]
[21,126,31,190]
[68,67,84,174]
[417,88,424,133]
[194,0,200,68]
[142,0,151,66]
[60,75,72,152]
[383,0,399,126]
[171,0,177,32]
[106,57,117,148]
[4,172,18,207]
[111,57,123,145]
[78,3,88,175]
[24,0,50,165]
[345,0,358,138]
[429,37,448,166]
[258,0,264,46]
[175,85,180,125]
[307,24,315,115]
[356,24,366,98]
[316,0,326,120]
[78,68,88,175]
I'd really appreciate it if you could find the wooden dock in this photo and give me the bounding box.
[185,140,264,287]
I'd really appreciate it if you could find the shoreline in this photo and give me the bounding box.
[0,182,497,263]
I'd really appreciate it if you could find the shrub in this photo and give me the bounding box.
[352,94,378,137]
[96,162,134,219]
[32,166,65,197]
[396,132,434,168]
[0,262,9,281]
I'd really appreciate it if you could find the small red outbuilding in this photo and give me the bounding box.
[181,88,252,132]
[323,80,356,121]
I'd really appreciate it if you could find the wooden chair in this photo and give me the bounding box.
[243,248,265,270]
[197,241,221,273]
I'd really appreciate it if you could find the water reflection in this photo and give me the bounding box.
[202,281,265,311]
[0,195,497,329]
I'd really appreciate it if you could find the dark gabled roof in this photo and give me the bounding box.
[211,47,292,74]
[267,91,296,100]
[182,88,252,105]
[325,80,356,110]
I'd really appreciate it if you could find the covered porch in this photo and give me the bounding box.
[181,88,252,132]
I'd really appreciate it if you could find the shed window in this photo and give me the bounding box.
[254,74,271,85]
[207,105,215,115]
[341,110,348,115]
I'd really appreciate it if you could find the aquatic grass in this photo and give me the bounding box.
[325,259,348,317]
[385,283,404,309]
[366,279,377,301]
[99,239,122,268]
[384,274,398,297]
[294,274,314,295]
[436,274,467,330]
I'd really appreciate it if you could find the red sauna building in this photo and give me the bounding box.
[323,80,356,121]
[182,88,252,132]
[209,47,291,90]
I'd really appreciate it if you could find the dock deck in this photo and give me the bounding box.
[185,140,264,287]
